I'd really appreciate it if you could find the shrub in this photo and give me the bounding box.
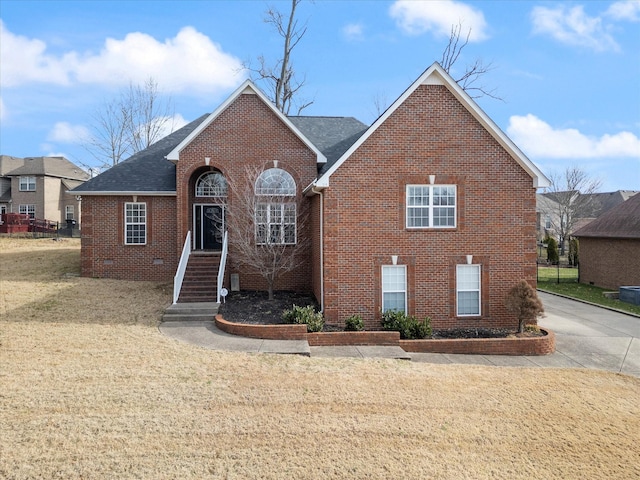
[545,235,559,264]
[381,310,432,339]
[505,280,545,334]
[344,314,364,331]
[282,305,325,332]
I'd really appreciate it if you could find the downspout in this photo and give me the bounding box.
[311,186,325,313]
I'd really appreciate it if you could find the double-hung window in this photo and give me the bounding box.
[255,203,296,245]
[125,202,146,245]
[457,264,481,316]
[255,168,297,245]
[19,176,36,191]
[65,205,74,220]
[406,185,456,228]
[19,204,36,219]
[382,265,407,313]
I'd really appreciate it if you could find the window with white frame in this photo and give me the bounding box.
[255,168,296,196]
[406,185,456,228]
[19,176,36,191]
[457,264,481,316]
[255,203,296,245]
[196,171,227,197]
[382,265,407,313]
[544,215,551,229]
[65,205,74,220]
[124,202,146,245]
[254,168,296,245]
[19,204,36,219]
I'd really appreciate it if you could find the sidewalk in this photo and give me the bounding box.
[160,292,640,378]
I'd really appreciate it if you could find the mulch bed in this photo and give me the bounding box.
[218,290,543,338]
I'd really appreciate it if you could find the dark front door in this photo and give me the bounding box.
[194,204,224,250]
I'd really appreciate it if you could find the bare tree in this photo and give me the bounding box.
[245,0,313,114]
[440,22,501,100]
[226,165,311,300]
[543,166,602,255]
[84,77,175,168]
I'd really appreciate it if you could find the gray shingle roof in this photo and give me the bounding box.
[72,114,368,194]
[573,192,640,239]
[0,156,89,180]
[288,116,368,172]
[72,114,209,194]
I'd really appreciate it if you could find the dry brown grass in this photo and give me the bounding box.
[1,237,639,479]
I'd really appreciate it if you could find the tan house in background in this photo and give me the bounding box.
[0,156,90,226]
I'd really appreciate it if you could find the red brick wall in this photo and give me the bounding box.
[175,92,318,293]
[579,237,640,289]
[80,195,177,281]
[321,84,538,330]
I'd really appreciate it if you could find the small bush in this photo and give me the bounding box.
[505,280,545,334]
[381,310,431,339]
[282,305,325,332]
[344,314,364,331]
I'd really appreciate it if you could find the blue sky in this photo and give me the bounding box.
[1,0,639,191]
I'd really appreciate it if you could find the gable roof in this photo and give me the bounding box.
[71,115,208,195]
[166,80,327,164]
[0,156,89,180]
[573,192,640,239]
[310,62,550,189]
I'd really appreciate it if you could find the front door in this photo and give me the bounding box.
[194,204,224,250]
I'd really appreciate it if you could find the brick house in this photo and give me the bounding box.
[0,155,89,226]
[573,192,640,290]
[72,63,550,330]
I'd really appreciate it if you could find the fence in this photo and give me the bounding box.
[0,214,80,238]
[537,261,579,284]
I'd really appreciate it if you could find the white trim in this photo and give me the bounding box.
[382,264,407,313]
[456,264,481,317]
[68,191,176,196]
[165,80,327,164]
[314,62,550,189]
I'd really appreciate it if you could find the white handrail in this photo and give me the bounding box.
[217,230,228,303]
[173,231,191,304]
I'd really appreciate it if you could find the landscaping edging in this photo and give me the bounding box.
[215,314,555,355]
[215,315,308,340]
[400,329,555,356]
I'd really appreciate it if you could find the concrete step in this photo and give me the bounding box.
[162,302,219,322]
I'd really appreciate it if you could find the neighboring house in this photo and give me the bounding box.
[573,192,640,290]
[537,190,639,242]
[72,63,550,330]
[0,155,89,225]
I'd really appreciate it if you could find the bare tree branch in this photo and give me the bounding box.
[441,22,502,101]
[244,0,313,115]
[542,166,603,255]
[82,77,175,169]
[226,165,311,300]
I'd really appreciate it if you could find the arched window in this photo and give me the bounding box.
[254,168,297,245]
[196,171,227,197]
[255,168,296,196]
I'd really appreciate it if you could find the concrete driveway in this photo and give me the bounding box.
[410,291,640,378]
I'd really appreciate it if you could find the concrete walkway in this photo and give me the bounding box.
[160,292,640,378]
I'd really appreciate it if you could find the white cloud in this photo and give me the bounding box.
[0,20,74,87]
[0,97,5,121]
[389,0,489,41]
[47,122,90,143]
[531,5,619,52]
[605,0,640,22]
[507,114,640,159]
[0,22,244,95]
[343,23,364,41]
